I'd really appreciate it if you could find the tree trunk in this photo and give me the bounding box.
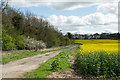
[35,46,38,52]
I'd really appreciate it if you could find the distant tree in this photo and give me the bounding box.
[117,33,120,39]
[12,14,23,30]
[94,33,99,36]
[66,32,73,39]
[65,37,71,45]
[84,34,88,39]
[100,33,108,39]
[1,0,8,13]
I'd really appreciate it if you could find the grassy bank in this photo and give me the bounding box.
[2,46,71,64]
[24,47,76,78]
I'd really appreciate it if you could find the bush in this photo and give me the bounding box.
[25,36,46,51]
[65,37,71,45]
[2,24,26,50]
[51,58,61,72]
[2,34,16,50]
[14,35,26,50]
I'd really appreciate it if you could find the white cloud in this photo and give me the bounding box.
[103,29,118,33]
[7,0,119,2]
[8,1,48,7]
[5,0,118,34]
[7,1,97,10]
[47,12,117,27]
[48,2,97,10]
[97,3,118,14]
[7,0,119,10]
[47,12,118,34]
[84,13,117,26]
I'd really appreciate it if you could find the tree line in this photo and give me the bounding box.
[67,32,120,40]
[2,5,72,51]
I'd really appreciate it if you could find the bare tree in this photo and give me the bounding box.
[1,0,8,13]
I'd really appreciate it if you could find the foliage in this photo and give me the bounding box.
[25,36,46,51]
[76,51,120,78]
[65,32,73,39]
[2,33,16,50]
[12,14,23,30]
[75,40,120,78]
[51,58,61,72]
[65,37,71,45]
[72,33,120,39]
[2,24,26,50]
[2,6,72,50]
[14,35,26,50]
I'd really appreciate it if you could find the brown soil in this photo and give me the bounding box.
[47,52,84,79]
[47,54,110,80]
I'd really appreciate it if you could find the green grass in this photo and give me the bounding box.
[2,46,71,64]
[24,48,76,78]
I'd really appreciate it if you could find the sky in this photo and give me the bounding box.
[7,0,119,34]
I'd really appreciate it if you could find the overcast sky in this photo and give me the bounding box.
[7,0,119,34]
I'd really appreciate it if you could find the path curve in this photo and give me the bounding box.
[2,46,77,78]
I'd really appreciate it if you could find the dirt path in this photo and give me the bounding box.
[2,45,70,56]
[2,46,77,78]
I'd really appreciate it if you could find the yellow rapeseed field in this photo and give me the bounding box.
[74,39,119,53]
[75,39,120,78]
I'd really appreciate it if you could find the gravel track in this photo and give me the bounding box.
[2,46,77,78]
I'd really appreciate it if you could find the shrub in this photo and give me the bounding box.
[25,36,46,51]
[2,24,26,50]
[51,58,61,72]
[2,34,16,50]
[14,35,26,50]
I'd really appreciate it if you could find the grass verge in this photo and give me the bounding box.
[24,47,76,78]
[2,46,71,64]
